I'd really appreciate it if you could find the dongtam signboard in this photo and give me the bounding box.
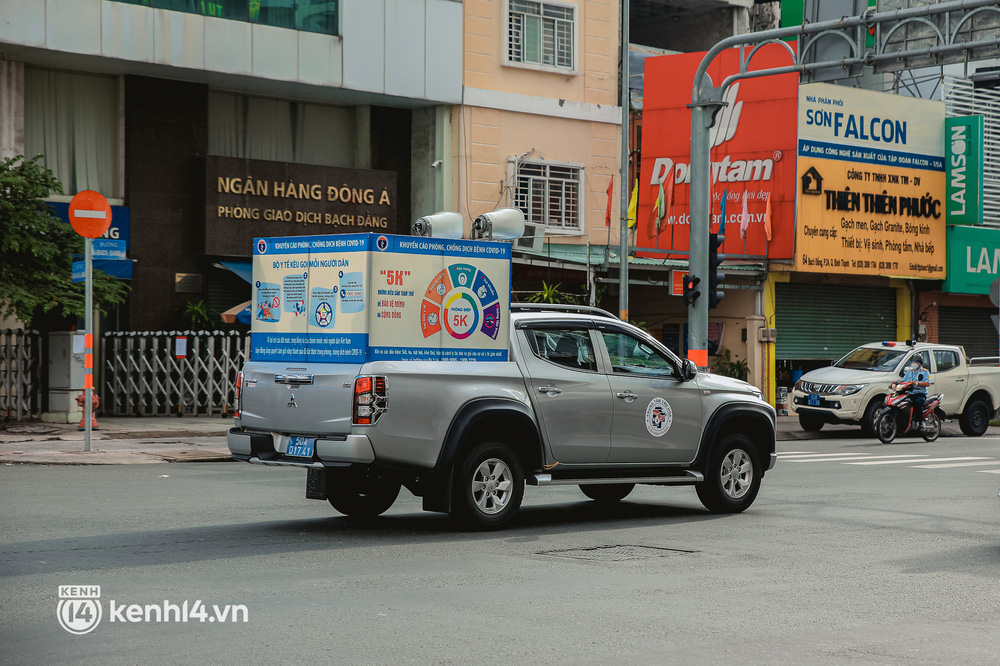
[637,44,799,259]
[204,156,397,255]
[251,234,511,363]
[795,83,947,279]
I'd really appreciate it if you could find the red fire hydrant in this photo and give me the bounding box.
[76,391,100,430]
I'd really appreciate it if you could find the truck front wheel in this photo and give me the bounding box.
[327,470,400,519]
[451,441,524,530]
[696,434,761,514]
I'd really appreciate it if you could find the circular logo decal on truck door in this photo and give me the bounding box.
[645,397,673,437]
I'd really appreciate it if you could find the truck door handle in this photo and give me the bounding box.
[538,386,562,395]
[616,390,638,401]
[955,378,965,382]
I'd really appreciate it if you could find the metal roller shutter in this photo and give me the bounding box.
[775,283,896,360]
[938,307,998,359]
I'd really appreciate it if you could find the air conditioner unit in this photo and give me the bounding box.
[515,221,547,252]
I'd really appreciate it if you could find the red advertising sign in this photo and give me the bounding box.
[638,45,798,259]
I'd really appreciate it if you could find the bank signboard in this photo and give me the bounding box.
[942,225,1000,295]
[250,233,511,363]
[203,156,397,256]
[795,83,947,279]
[945,115,984,225]
[637,44,799,260]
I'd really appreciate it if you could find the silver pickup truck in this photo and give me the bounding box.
[228,305,776,529]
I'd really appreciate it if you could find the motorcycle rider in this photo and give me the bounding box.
[900,355,932,425]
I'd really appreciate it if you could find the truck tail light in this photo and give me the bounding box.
[234,370,243,418]
[353,375,388,425]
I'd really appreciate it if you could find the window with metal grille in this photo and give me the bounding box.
[513,160,582,230]
[507,0,575,70]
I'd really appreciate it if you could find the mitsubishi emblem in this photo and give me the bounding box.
[287,393,297,408]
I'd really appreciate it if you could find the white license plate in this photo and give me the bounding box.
[286,436,315,458]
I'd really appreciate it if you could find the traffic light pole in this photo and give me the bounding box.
[686,89,720,370]
[685,0,1000,371]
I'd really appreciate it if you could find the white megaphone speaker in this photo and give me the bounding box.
[411,211,464,239]
[471,207,525,241]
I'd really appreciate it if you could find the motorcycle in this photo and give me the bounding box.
[874,381,944,443]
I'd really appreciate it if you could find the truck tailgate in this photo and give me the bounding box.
[239,361,362,435]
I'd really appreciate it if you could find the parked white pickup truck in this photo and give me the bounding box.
[791,341,1000,436]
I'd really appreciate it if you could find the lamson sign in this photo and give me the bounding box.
[203,156,397,256]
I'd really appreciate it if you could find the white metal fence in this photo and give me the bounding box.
[100,331,247,416]
[0,329,42,421]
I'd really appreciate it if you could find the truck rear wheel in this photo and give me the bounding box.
[960,399,990,437]
[327,470,400,519]
[451,441,524,530]
[696,434,761,514]
[580,484,634,503]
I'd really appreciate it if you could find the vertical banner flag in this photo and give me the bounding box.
[605,175,614,227]
[764,192,773,241]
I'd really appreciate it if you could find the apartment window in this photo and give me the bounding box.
[111,1,339,37]
[512,160,583,231]
[507,0,575,71]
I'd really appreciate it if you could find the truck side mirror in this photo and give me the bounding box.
[683,359,699,381]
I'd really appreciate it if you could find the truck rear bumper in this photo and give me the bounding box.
[228,428,376,467]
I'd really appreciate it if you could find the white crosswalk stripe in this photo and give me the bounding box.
[778,452,879,459]
[909,461,1000,469]
[784,454,926,463]
[847,457,989,466]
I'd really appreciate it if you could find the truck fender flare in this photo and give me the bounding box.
[435,398,544,472]
[694,403,776,473]
[957,385,998,417]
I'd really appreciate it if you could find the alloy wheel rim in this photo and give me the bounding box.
[721,449,753,499]
[472,458,513,514]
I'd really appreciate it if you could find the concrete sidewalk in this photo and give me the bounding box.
[1,414,993,465]
[0,416,232,465]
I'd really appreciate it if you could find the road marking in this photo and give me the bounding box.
[976,469,1000,474]
[847,457,989,466]
[778,452,876,459]
[908,460,1000,469]
[784,454,927,463]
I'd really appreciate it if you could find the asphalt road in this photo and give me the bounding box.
[2,431,999,665]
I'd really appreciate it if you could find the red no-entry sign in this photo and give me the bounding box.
[68,190,112,239]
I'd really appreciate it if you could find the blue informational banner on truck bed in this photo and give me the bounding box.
[251,233,512,362]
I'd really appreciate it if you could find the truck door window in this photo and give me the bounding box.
[600,331,676,378]
[933,350,959,372]
[528,329,596,372]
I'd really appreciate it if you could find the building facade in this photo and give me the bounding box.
[0,0,463,331]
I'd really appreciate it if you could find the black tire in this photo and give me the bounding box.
[580,483,635,503]
[798,413,825,432]
[921,413,942,443]
[696,434,761,514]
[327,470,400,519]
[861,399,883,435]
[959,399,990,437]
[875,407,898,444]
[451,441,524,530]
